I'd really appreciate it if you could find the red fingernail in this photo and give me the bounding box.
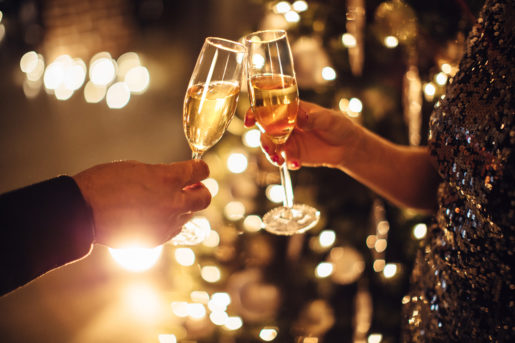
[271,154,280,163]
[291,160,299,168]
[263,145,270,153]
[244,116,253,127]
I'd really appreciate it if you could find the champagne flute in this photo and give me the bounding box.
[171,37,246,245]
[244,29,320,235]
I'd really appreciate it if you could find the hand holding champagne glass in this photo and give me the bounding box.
[245,30,320,235]
[172,37,246,245]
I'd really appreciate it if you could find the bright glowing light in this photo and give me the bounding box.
[175,247,195,266]
[259,327,278,341]
[275,1,291,14]
[203,230,220,247]
[413,223,427,239]
[54,85,74,101]
[319,230,336,247]
[89,56,116,86]
[117,52,141,79]
[266,184,284,203]
[171,301,189,317]
[190,291,210,303]
[293,1,308,12]
[377,220,390,235]
[349,97,363,113]
[374,239,387,253]
[210,311,228,326]
[285,10,300,23]
[124,283,160,320]
[341,33,357,47]
[224,316,243,331]
[187,303,206,319]
[424,83,436,96]
[20,51,39,73]
[106,82,131,109]
[243,215,263,232]
[315,262,333,278]
[435,72,448,86]
[109,245,163,272]
[373,259,385,272]
[84,81,106,103]
[202,178,219,197]
[125,66,150,93]
[252,53,265,69]
[224,201,246,221]
[26,55,44,81]
[208,297,228,312]
[384,36,399,48]
[321,66,336,81]
[366,235,377,249]
[158,334,177,343]
[212,292,231,307]
[441,63,452,74]
[243,129,261,148]
[23,79,42,99]
[64,58,87,91]
[44,59,65,90]
[183,216,211,243]
[383,263,398,278]
[201,265,221,283]
[227,152,248,173]
[368,333,383,343]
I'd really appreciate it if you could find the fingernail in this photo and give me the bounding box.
[271,154,280,163]
[244,116,252,127]
[263,145,270,153]
[291,160,300,168]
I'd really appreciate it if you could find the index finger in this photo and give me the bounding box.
[168,160,210,187]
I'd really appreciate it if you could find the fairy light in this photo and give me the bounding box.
[187,303,206,319]
[342,33,357,47]
[171,301,189,317]
[89,53,116,86]
[224,201,246,221]
[224,316,243,331]
[441,63,452,74]
[201,265,221,283]
[374,239,387,253]
[284,10,300,23]
[384,36,399,48]
[210,311,228,325]
[211,292,231,307]
[227,152,248,173]
[125,65,150,94]
[203,230,220,248]
[292,1,308,12]
[435,72,448,86]
[321,66,336,81]
[368,333,383,343]
[373,259,385,272]
[202,178,219,197]
[117,52,141,79]
[106,81,131,109]
[412,223,427,239]
[243,215,264,232]
[243,129,261,148]
[54,85,74,101]
[383,263,397,278]
[266,184,284,203]
[26,55,45,81]
[315,262,333,278]
[158,334,177,343]
[190,291,210,304]
[366,235,377,249]
[319,230,336,248]
[84,81,106,103]
[259,327,278,341]
[423,82,436,101]
[20,51,39,73]
[175,247,195,266]
[109,245,163,272]
[274,1,291,14]
[348,97,363,113]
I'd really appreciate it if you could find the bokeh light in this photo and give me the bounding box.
[284,10,300,23]
[175,247,195,266]
[187,303,206,319]
[109,245,163,272]
[227,152,248,173]
[89,53,116,86]
[124,282,161,320]
[201,265,221,283]
[319,230,336,248]
[190,290,210,303]
[243,129,261,148]
[348,97,363,113]
[274,1,291,14]
[243,215,263,232]
[412,223,427,239]
[125,65,150,94]
[321,66,336,81]
[292,1,308,12]
[259,327,278,341]
[342,33,357,47]
[84,81,107,103]
[106,81,131,109]
[384,35,399,48]
[203,230,220,248]
[210,311,229,326]
[368,333,383,343]
[224,201,246,221]
[202,178,219,197]
[435,72,448,86]
[315,262,333,278]
[171,301,189,317]
[158,334,177,343]
[383,263,398,278]
[266,184,284,203]
[20,51,39,73]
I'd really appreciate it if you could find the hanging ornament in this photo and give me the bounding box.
[402,62,422,146]
[374,0,417,45]
[346,0,366,76]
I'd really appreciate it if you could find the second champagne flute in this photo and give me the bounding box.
[171,37,246,245]
[245,29,320,235]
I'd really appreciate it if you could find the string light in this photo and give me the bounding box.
[227,152,248,173]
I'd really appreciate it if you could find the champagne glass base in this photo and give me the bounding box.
[262,204,320,236]
[171,217,210,246]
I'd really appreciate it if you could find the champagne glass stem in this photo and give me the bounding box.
[280,151,294,209]
[192,151,203,160]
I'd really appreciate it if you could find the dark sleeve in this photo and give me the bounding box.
[0,176,95,296]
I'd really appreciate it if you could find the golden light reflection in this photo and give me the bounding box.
[20,51,39,73]
[89,53,116,86]
[201,265,221,283]
[174,247,196,266]
[202,230,220,248]
[171,301,189,317]
[187,303,206,319]
[259,327,278,341]
[117,52,141,79]
[224,316,243,331]
[208,292,230,312]
[384,35,399,48]
[106,81,131,109]
[412,223,427,239]
[227,152,248,173]
[84,81,107,103]
[224,201,246,221]
[342,33,357,47]
[125,66,150,94]
[109,245,163,272]
[210,311,229,326]
[190,291,210,304]
[315,262,333,278]
[124,282,161,321]
[321,66,336,81]
[243,215,263,232]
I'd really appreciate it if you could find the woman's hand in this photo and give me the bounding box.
[245,100,357,170]
[73,160,211,248]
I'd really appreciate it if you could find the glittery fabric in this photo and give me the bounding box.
[402,0,515,341]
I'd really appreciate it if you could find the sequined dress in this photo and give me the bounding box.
[402,0,514,341]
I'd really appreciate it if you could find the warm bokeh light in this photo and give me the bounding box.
[348,97,363,113]
[190,290,210,304]
[227,152,248,173]
[44,57,67,90]
[171,301,189,317]
[175,247,196,266]
[441,63,452,74]
[315,262,333,278]
[383,263,398,278]
[117,52,141,79]
[292,0,308,12]
[224,316,243,331]
[210,311,229,326]
[201,265,221,283]
[435,72,448,86]
[158,334,177,343]
[368,333,383,343]
[124,282,161,320]
[413,223,427,239]
[266,184,284,203]
[84,81,107,103]
[423,82,436,100]
[251,53,266,69]
[342,33,357,47]
[384,35,399,48]
[203,229,220,248]
[54,85,74,101]
[377,220,390,235]
[259,327,278,341]
[187,303,206,319]
[125,66,150,94]
[211,292,231,307]
[319,230,336,248]
[106,81,131,109]
[89,54,116,86]
[224,201,246,221]
[202,178,219,197]
[274,1,291,14]
[109,245,163,272]
[321,66,336,81]
[374,239,387,253]
[243,215,263,232]
[285,10,300,23]
[20,51,39,73]
[373,259,386,272]
[26,55,45,81]
[243,129,261,148]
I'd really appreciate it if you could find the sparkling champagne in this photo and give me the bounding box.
[183,81,240,156]
[249,74,299,144]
